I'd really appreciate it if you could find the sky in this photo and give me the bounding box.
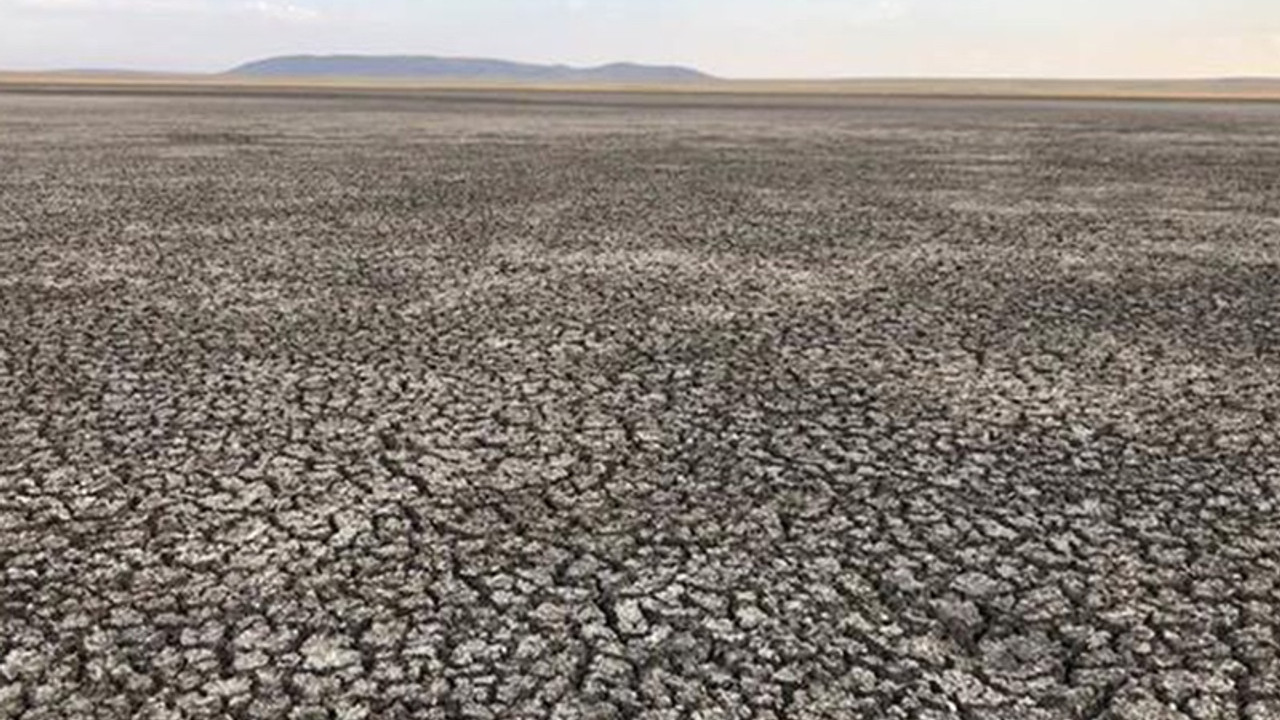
[0,0,1277,78]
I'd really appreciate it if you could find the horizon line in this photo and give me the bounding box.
[6,68,1280,84]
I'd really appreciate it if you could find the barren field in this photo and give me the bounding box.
[6,74,1280,102]
[1,91,1278,719]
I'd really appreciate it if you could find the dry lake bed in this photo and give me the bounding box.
[1,88,1278,719]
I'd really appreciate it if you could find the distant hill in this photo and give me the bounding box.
[227,55,713,83]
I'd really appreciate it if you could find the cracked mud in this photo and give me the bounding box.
[1,91,1278,719]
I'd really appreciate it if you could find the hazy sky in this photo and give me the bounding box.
[0,0,1276,78]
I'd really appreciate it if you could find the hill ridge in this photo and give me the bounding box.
[227,54,713,83]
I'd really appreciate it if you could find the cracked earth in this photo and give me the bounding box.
[1,91,1278,719]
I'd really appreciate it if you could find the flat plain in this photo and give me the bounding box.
[1,88,1278,719]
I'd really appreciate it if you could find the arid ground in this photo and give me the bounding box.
[1,89,1278,719]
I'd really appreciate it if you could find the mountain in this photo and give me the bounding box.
[227,55,712,83]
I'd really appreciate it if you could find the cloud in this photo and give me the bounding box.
[6,0,322,21]
[244,0,319,22]
[728,0,912,33]
[11,0,204,10]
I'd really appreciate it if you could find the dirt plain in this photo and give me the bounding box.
[1,89,1279,719]
[5,74,1280,102]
